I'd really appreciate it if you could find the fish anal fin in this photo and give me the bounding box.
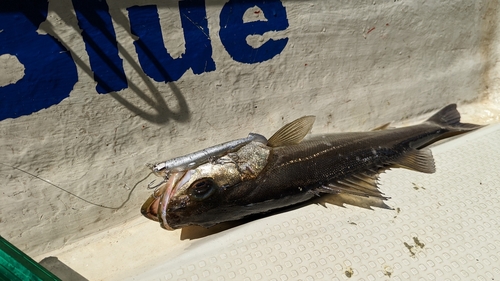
[267,116,316,147]
[317,171,388,199]
[395,148,436,174]
[319,193,393,211]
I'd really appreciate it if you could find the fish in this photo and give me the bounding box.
[141,104,481,230]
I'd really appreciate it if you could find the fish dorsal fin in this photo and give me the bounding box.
[394,148,435,173]
[317,169,388,199]
[267,116,316,147]
[426,104,460,126]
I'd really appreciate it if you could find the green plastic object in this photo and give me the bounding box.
[0,236,61,281]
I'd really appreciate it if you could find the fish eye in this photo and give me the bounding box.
[190,178,216,200]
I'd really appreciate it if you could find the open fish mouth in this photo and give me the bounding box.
[140,170,193,230]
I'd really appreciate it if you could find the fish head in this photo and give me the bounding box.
[141,141,271,230]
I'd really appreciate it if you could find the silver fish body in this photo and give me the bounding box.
[141,104,481,230]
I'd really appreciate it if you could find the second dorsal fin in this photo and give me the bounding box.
[267,116,316,147]
[371,122,392,131]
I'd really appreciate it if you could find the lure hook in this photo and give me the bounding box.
[147,179,166,190]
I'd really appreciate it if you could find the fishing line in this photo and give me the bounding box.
[1,162,152,210]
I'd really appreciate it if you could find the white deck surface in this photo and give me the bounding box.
[36,123,500,281]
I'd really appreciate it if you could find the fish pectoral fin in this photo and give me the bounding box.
[317,171,388,199]
[267,116,316,147]
[394,148,436,174]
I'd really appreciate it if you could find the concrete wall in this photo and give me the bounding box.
[0,0,498,256]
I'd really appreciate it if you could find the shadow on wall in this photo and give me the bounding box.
[0,0,191,124]
[1,0,290,122]
[66,0,192,124]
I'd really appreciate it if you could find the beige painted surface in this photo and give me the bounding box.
[0,0,499,266]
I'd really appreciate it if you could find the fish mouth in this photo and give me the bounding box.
[141,170,193,230]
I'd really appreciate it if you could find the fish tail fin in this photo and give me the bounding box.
[426,104,482,131]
